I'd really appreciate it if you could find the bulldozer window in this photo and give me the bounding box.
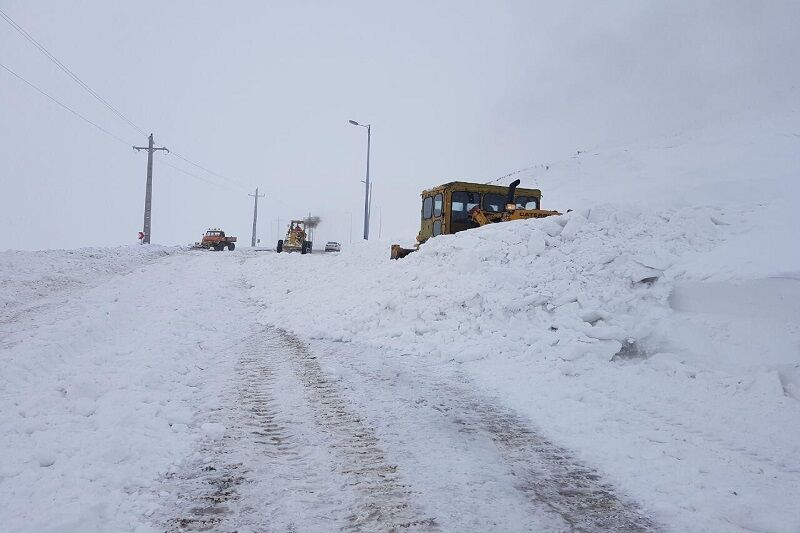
[433,193,443,217]
[515,196,540,210]
[450,191,480,221]
[422,196,433,219]
[483,193,506,212]
[433,219,442,236]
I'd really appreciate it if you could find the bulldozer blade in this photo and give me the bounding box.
[390,244,416,260]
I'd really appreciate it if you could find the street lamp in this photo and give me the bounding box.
[349,119,371,240]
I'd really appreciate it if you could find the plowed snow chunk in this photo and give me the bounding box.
[527,230,546,256]
[565,340,623,361]
[560,210,587,240]
[580,310,611,324]
[584,325,626,341]
[635,251,676,270]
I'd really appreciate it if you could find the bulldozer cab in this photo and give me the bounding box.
[416,181,542,244]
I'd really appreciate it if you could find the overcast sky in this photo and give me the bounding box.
[1,1,798,250]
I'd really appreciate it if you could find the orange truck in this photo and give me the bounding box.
[194,228,237,251]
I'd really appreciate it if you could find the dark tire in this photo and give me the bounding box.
[301,241,308,255]
[214,244,224,251]
[307,241,313,253]
[227,242,235,251]
[277,240,283,253]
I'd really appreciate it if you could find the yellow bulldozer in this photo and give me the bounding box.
[390,179,560,259]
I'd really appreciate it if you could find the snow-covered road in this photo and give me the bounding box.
[1,251,660,532]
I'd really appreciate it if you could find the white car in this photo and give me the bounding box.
[324,241,341,252]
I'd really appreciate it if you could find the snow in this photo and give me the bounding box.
[240,204,799,530]
[0,245,180,319]
[0,252,250,532]
[1,107,799,531]
[239,106,800,531]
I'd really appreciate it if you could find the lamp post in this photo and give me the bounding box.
[349,119,371,240]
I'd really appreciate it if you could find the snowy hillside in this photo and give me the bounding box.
[514,107,800,280]
[1,107,798,532]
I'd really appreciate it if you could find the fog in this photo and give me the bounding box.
[2,1,798,250]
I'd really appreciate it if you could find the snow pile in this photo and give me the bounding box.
[252,205,725,362]
[0,245,180,318]
[0,251,244,532]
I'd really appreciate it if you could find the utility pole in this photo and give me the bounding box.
[249,187,265,247]
[133,133,168,244]
[368,182,373,231]
[348,120,371,240]
[364,126,371,240]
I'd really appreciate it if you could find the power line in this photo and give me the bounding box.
[1,7,250,192]
[0,61,133,147]
[160,158,236,190]
[169,150,250,190]
[1,61,235,192]
[0,7,147,136]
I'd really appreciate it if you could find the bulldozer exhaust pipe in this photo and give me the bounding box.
[506,179,520,209]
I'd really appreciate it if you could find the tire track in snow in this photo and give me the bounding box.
[450,386,658,532]
[583,382,800,478]
[275,330,439,532]
[161,456,246,532]
[229,330,354,531]
[161,324,436,532]
[160,327,353,532]
[314,340,658,532]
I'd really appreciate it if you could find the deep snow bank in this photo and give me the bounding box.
[252,202,772,369]
[0,245,181,318]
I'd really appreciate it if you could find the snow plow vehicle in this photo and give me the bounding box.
[193,228,237,251]
[277,220,312,254]
[390,179,560,259]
